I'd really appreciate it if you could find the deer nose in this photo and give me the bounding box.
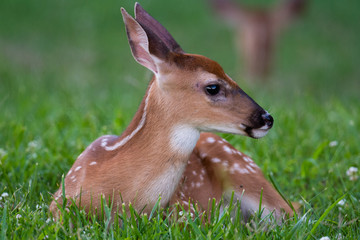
[262,112,274,128]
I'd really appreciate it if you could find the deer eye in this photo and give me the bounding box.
[205,84,220,96]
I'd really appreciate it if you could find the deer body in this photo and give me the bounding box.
[50,3,274,218]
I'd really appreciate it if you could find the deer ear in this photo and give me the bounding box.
[121,8,161,74]
[135,3,184,54]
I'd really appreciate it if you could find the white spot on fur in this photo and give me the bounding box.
[89,161,97,166]
[196,182,201,188]
[170,125,200,155]
[211,158,221,163]
[249,162,259,168]
[100,136,110,147]
[246,165,256,173]
[230,163,239,174]
[72,178,77,182]
[75,166,82,172]
[192,171,197,175]
[200,152,207,159]
[103,83,154,151]
[78,152,84,159]
[244,156,252,163]
[230,163,250,174]
[66,170,72,176]
[222,161,229,168]
[223,145,232,154]
[70,175,76,180]
[206,137,216,143]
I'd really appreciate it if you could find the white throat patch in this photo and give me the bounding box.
[170,125,200,155]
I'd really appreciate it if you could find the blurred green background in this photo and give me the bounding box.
[0,0,359,225]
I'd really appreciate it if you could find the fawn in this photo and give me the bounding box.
[211,0,306,79]
[50,3,293,221]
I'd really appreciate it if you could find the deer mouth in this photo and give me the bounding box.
[241,112,274,139]
[244,126,271,139]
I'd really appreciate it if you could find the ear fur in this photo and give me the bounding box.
[134,3,184,54]
[121,8,159,74]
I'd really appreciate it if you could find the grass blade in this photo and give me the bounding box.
[268,172,298,217]
[149,196,161,220]
[306,194,346,240]
[285,210,311,240]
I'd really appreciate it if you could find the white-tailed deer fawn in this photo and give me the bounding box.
[171,133,294,222]
[211,0,306,79]
[50,3,274,219]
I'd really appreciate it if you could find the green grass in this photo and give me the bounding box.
[0,0,359,238]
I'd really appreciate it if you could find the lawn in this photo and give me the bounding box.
[0,0,359,239]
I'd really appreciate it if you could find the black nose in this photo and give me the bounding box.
[262,112,274,128]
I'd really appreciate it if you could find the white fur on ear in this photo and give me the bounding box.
[121,8,158,74]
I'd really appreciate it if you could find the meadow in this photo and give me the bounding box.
[0,0,359,238]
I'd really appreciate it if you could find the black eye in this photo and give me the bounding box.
[205,84,220,96]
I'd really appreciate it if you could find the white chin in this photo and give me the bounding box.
[250,129,269,139]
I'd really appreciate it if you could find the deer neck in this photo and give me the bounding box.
[102,79,200,203]
[120,78,200,155]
